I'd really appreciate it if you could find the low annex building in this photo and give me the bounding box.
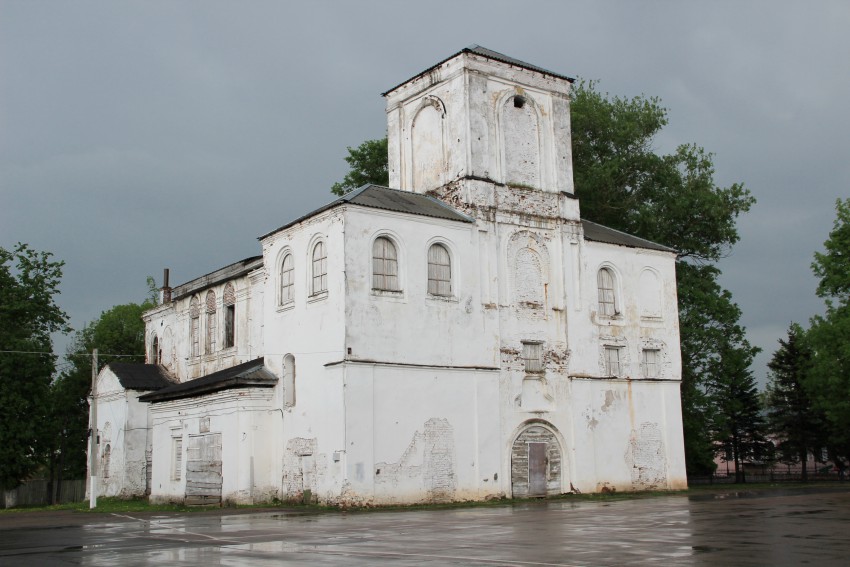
[89,46,687,505]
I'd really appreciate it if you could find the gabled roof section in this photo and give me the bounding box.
[581,220,676,254]
[259,184,473,241]
[171,256,264,301]
[139,358,276,403]
[107,363,175,392]
[382,44,574,97]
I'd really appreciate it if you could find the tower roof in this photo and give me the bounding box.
[382,45,574,97]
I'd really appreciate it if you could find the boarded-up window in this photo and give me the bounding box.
[280,253,294,304]
[597,268,617,317]
[312,241,327,295]
[522,341,544,373]
[102,444,111,479]
[604,346,621,376]
[190,296,200,358]
[427,243,452,296]
[284,354,296,407]
[223,283,235,348]
[372,237,399,291]
[642,349,660,378]
[205,290,216,354]
[172,437,183,481]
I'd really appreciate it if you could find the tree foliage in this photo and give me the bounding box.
[805,198,850,465]
[0,243,69,489]
[331,137,389,196]
[764,323,825,480]
[570,82,756,474]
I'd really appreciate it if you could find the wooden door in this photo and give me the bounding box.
[528,442,548,496]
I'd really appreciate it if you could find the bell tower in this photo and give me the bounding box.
[384,45,577,217]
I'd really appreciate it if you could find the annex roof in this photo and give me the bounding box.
[171,256,264,301]
[259,184,474,241]
[138,358,277,403]
[107,363,175,391]
[382,44,574,97]
[581,219,676,254]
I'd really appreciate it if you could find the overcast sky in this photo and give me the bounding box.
[2,1,848,385]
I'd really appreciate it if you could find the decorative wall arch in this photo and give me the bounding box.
[496,89,543,188]
[507,230,550,308]
[638,267,663,319]
[410,95,447,192]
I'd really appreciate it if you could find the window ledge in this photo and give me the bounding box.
[426,294,458,303]
[372,288,404,299]
[307,291,328,304]
[276,301,295,313]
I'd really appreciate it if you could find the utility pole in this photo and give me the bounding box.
[89,348,98,509]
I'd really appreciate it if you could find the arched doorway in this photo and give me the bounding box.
[511,422,563,497]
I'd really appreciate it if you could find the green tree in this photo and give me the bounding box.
[331,137,389,196]
[0,243,69,490]
[570,82,756,474]
[764,323,825,480]
[805,198,850,468]
[46,299,152,494]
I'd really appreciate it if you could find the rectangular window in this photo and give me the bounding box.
[641,348,659,378]
[522,341,544,373]
[604,346,621,376]
[172,437,183,481]
[224,305,235,348]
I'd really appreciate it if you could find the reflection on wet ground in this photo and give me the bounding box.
[2,487,849,566]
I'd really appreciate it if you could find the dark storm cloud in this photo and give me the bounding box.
[2,1,848,385]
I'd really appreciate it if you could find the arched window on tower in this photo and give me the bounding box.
[280,253,294,305]
[189,296,200,358]
[312,241,327,295]
[597,267,618,317]
[223,283,235,349]
[205,290,217,354]
[372,237,399,291]
[427,243,452,296]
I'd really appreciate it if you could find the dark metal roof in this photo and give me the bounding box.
[383,44,574,97]
[259,184,473,240]
[581,220,676,253]
[171,256,264,301]
[139,358,276,403]
[107,363,175,391]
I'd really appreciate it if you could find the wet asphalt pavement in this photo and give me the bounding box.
[1,487,849,566]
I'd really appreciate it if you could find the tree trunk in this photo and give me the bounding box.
[800,448,808,482]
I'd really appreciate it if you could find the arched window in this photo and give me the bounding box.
[280,253,294,304]
[312,241,327,295]
[205,290,217,354]
[428,243,452,296]
[372,237,399,291]
[597,268,617,317]
[283,354,296,407]
[151,335,160,364]
[223,283,235,349]
[189,296,201,358]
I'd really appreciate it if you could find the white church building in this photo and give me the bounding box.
[90,46,687,506]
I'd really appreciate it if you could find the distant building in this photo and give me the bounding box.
[90,46,687,505]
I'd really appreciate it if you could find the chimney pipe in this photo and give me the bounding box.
[161,268,172,303]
